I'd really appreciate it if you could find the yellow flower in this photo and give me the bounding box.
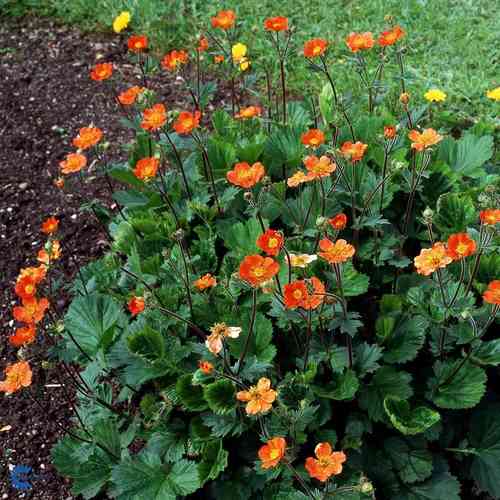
[486,87,500,101]
[239,58,251,71]
[424,89,447,103]
[232,43,247,62]
[113,11,131,33]
[287,253,318,268]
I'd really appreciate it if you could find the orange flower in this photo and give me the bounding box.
[161,50,189,71]
[480,209,500,225]
[239,255,280,287]
[340,141,368,163]
[205,323,241,355]
[128,296,145,316]
[287,170,310,188]
[197,36,209,52]
[127,35,148,52]
[284,277,325,310]
[214,55,225,64]
[141,103,167,131]
[414,242,452,276]
[384,125,397,139]
[318,238,355,264]
[17,265,47,284]
[134,157,159,181]
[211,10,236,30]
[483,280,500,306]
[408,128,443,151]
[236,377,277,415]
[329,213,347,230]
[0,361,32,395]
[194,273,217,291]
[346,32,374,52]
[13,297,50,324]
[73,127,103,150]
[226,162,265,188]
[9,324,36,347]
[118,86,145,106]
[304,155,336,179]
[264,16,288,32]
[59,153,87,174]
[235,106,262,119]
[15,276,38,301]
[258,437,287,469]
[90,62,113,81]
[378,25,405,46]
[305,443,347,482]
[303,38,328,58]
[41,216,59,234]
[37,240,61,264]
[446,233,476,261]
[173,110,201,135]
[301,129,325,148]
[257,229,284,257]
[199,360,214,374]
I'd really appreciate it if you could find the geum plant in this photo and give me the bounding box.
[3,8,500,500]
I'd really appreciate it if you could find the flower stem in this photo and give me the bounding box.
[237,289,258,375]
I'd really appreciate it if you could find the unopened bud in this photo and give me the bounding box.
[384,14,394,22]
[262,176,272,186]
[423,207,434,222]
[393,161,406,171]
[360,481,374,494]
[460,309,471,320]
[172,228,184,241]
[399,92,410,105]
[316,216,328,229]
[244,191,253,202]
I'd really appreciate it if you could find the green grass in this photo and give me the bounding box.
[2,0,499,124]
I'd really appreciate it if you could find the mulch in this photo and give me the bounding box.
[0,16,226,499]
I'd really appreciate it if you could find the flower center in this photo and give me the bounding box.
[253,266,265,277]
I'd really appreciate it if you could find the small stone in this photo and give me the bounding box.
[19,182,28,190]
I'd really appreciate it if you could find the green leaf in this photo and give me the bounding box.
[198,440,229,485]
[146,422,187,462]
[313,369,359,400]
[383,316,428,364]
[385,437,433,484]
[203,379,236,415]
[359,367,413,422]
[176,374,209,411]
[384,397,441,436]
[426,360,486,409]
[434,192,476,237]
[64,293,124,356]
[472,339,500,366]
[218,217,263,259]
[127,326,166,363]
[93,418,122,459]
[469,404,500,498]
[340,262,370,297]
[113,189,151,208]
[207,137,237,180]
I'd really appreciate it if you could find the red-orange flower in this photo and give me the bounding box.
[287,171,310,188]
[73,127,103,150]
[226,162,265,188]
[0,361,32,395]
[264,16,288,32]
[483,280,500,305]
[480,209,500,225]
[90,62,113,81]
[303,38,328,58]
[318,238,355,264]
[408,128,443,151]
[133,157,159,181]
[214,55,225,64]
[37,240,61,264]
[9,324,36,347]
[258,437,287,469]
[211,10,236,30]
[197,36,209,52]
[59,153,87,174]
[41,216,59,235]
[239,255,280,287]
[128,296,145,316]
[378,25,405,47]
[236,377,277,415]
[199,360,214,374]
[301,129,325,148]
[256,229,284,257]
[329,213,347,230]
[235,106,262,119]
[127,35,148,52]
[15,276,38,302]
[346,32,374,52]
[304,155,336,179]
[194,273,217,291]
[305,443,347,482]
[17,265,47,285]
[118,86,145,106]
[340,141,368,162]
[173,111,201,135]
[446,233,476,261]
[161,50,189,71]
[284,277,325,310]
[13,297,50,324]
[414,242,452,276]
[141,103,167,131]
[384,125,397,139]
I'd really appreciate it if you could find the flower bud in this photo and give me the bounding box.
[460,309,471,319]
[262,176,272,186]
[244,191,254,202]
[399,92,410,105]
[316,216,328,229]
[422,207,434,222]
[172,228,185,241]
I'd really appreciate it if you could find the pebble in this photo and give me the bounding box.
[19,182,28,190]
